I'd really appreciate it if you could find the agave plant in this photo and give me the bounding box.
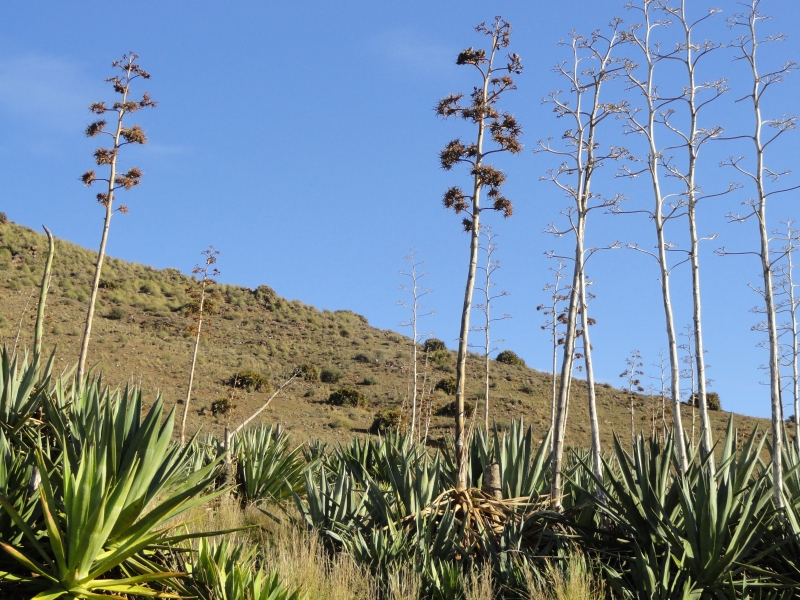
[0,379,227,599]
[235,424,305,505]
[0,347,53,435]
[179,537,304,600]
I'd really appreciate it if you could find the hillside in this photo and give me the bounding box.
[0,219,771,449]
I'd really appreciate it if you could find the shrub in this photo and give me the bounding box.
[434,376,457,395]
[423,338,447,353]
[98,279,119,290]
[329,416,356,429]
[362,376,379,386]
[353,352,371,363]
[328,387,366,408]
[437,400,475,418]
[496,349,525,367]
[370,410,405,434]
[432,349,452,366]
[688,391,722,411]
[520,383,534,394]
[226,370,272,393]
[320,367,344,384]
[105,306,126,320]
[297,363,320,383]
[211,396,235,416]
[339,328,351,337]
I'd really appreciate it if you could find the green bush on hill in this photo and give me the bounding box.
[226,370,272,393]
[496,349,525,367]
[370,409,404,434]
[434,376,457,395]
[320,367,343,384]
[328,387,366,408]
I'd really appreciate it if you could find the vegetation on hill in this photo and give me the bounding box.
[0,220,766,450]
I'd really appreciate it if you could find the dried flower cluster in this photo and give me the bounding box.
[436,17,522,232]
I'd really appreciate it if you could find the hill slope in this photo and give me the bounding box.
[0,219,770,448]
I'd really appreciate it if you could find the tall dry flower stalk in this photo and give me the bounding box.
[719,0,799,514]
[435,16,523,490]
[397,249,434,441]
[617,0,693,472]
[470,226,510,431]
[654,1,733,477]
[538,19,626,508]
[78,53,156,384]
[537,260,568,453]
[180,246,220,444]
[621,349,645,443]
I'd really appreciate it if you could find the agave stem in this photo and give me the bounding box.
[34,226,55,366]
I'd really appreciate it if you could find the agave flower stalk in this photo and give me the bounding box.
[180,246,220,445]
[721,0,800,513]
[618,0,692,472]
[77,53,156,384]
[33,226,54,366]
[436,16,522,490]
[538,20,625,509]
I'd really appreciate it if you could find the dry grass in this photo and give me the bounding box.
[462,568,494,600]
[258,521,378,600]
[523,553,605,600]
[386,565,423,600]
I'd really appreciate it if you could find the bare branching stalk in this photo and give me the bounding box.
[471,227,510,431]
[537,260,568,453]
[721,1,799,512]
[679,324,698,448]
[33,226,54,366]
[656,1,731,477]
[180,246,220,445]
[78,53,156,384]
[538,20,625,509]
[233,372,300,436]
[398,250,434,441]
[773,221,800,452]
[618,0,691,472]
[621,350,645,443]
[436,17,522,490]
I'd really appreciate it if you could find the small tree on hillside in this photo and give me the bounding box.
[470,227,510,431]
[435,16,523,490]
[180,246,220,445]
[77,53,156,384]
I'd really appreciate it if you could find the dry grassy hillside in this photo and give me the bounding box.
[0,218,772,449]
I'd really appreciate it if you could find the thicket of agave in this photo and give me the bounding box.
[4,338,800,598]
[0,347,302,600]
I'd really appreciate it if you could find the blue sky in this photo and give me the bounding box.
[2,0,800,419]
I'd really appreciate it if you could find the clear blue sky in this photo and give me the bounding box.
[2,0,800,419]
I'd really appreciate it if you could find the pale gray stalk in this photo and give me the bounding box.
[471,227,510,431]
[656,0,734,477]
[619,0,690,472]
[33,226,54,366]
[537,260,568,453]
[721,1,799,512]
[538,21,625,509]
[398,250,434,441]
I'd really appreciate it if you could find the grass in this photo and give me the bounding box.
[0,219,774,449]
